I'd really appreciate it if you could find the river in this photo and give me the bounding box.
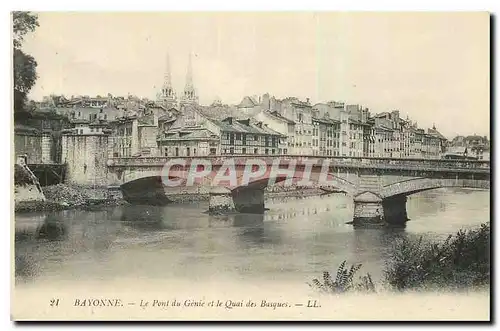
[12,187,490,320]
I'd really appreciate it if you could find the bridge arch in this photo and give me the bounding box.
[380,177,490,199]
[232,171,357,196]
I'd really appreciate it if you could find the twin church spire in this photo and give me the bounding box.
[158,52,198,107]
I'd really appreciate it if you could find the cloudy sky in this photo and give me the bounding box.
[22,12,490,138]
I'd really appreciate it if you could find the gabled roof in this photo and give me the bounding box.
[237,96,258,108]
[312,116,340,125]
[158,114,177,122]
[375,125,394,132]
[427,127,447,141]
[158,127,219,141]
[70,118,90,124]
[267,111,296,124]
[446,146,468,155]
[14,124,40,134]
[374,112,390,118]
[212,117,285,136]
[138,114,155,126]
[185,104,240,121]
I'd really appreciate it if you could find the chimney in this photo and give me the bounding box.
[262,93,270,110]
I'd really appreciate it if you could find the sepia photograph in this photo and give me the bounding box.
[10,10,491,321]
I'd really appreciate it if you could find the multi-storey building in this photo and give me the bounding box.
[253,110,294,155]
[312,115,340,157]
[108,114,159,157]
[157,104,286,157]
[448,134,489,160]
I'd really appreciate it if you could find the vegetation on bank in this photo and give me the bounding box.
[13,11,39,113]
[14,164,34,186]
[309,222,490,294]
[14,183,125,213]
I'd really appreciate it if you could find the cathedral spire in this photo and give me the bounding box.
[185,52,194,91]
[181,52,198,105]
[164,53,172,89]
[157,51,176,106]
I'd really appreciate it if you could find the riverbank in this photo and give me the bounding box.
[166,186,330,203]
[14,184,126,213]
[310,222,491,294]
[14,184,331,213]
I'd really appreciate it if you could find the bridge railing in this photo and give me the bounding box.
[107,155,490,171]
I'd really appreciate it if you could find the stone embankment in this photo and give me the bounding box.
[14,184,125,213]
[166,185,329,204]
[14,183,334,213]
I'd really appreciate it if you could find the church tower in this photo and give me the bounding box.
[180,52,199,106]
[157,53,177,108]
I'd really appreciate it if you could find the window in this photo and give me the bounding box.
[242,148,246,154]
[236,133,241,140]
[175,147,179,156]
[254,148,258,154]
[272,149,275,154]
[265,149,269,155]
[79,129,83,134]
[187,147,190,156]
[254,135,258,141]
[164,149,168,156]
[90,128,94,132]
[194,148,197,155]
[230,147,234,154]
[210,148,216,155]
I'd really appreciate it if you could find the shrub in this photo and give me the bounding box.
[310,223,490,295]
[384,222,490,291]
[309,260,376,294]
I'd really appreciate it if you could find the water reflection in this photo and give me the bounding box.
[13,189,489,285]
[36,215,67,241]
[232,213,267,245]
[119,205,170,231]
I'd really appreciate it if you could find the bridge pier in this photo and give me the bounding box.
[209,187,236,214]
[209,187,266,214]
[232,187,265,213]
[382,196,408,225]
[353,200,385,226]
[352,192,407,227]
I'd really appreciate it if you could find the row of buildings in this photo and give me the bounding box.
[28,91,478,161]
[15,54,489,163]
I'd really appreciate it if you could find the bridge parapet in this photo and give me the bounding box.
[380,177,491,199]
[107,155,490,173]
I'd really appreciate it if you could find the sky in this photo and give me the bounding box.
[21,12,490,138]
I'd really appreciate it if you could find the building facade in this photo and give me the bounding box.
[158,104,286,157]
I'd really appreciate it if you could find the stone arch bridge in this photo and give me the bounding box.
[106,156,490,226]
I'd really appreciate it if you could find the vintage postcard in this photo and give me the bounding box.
[11,11,490,321]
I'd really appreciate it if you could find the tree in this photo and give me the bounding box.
[13,11,39,112]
